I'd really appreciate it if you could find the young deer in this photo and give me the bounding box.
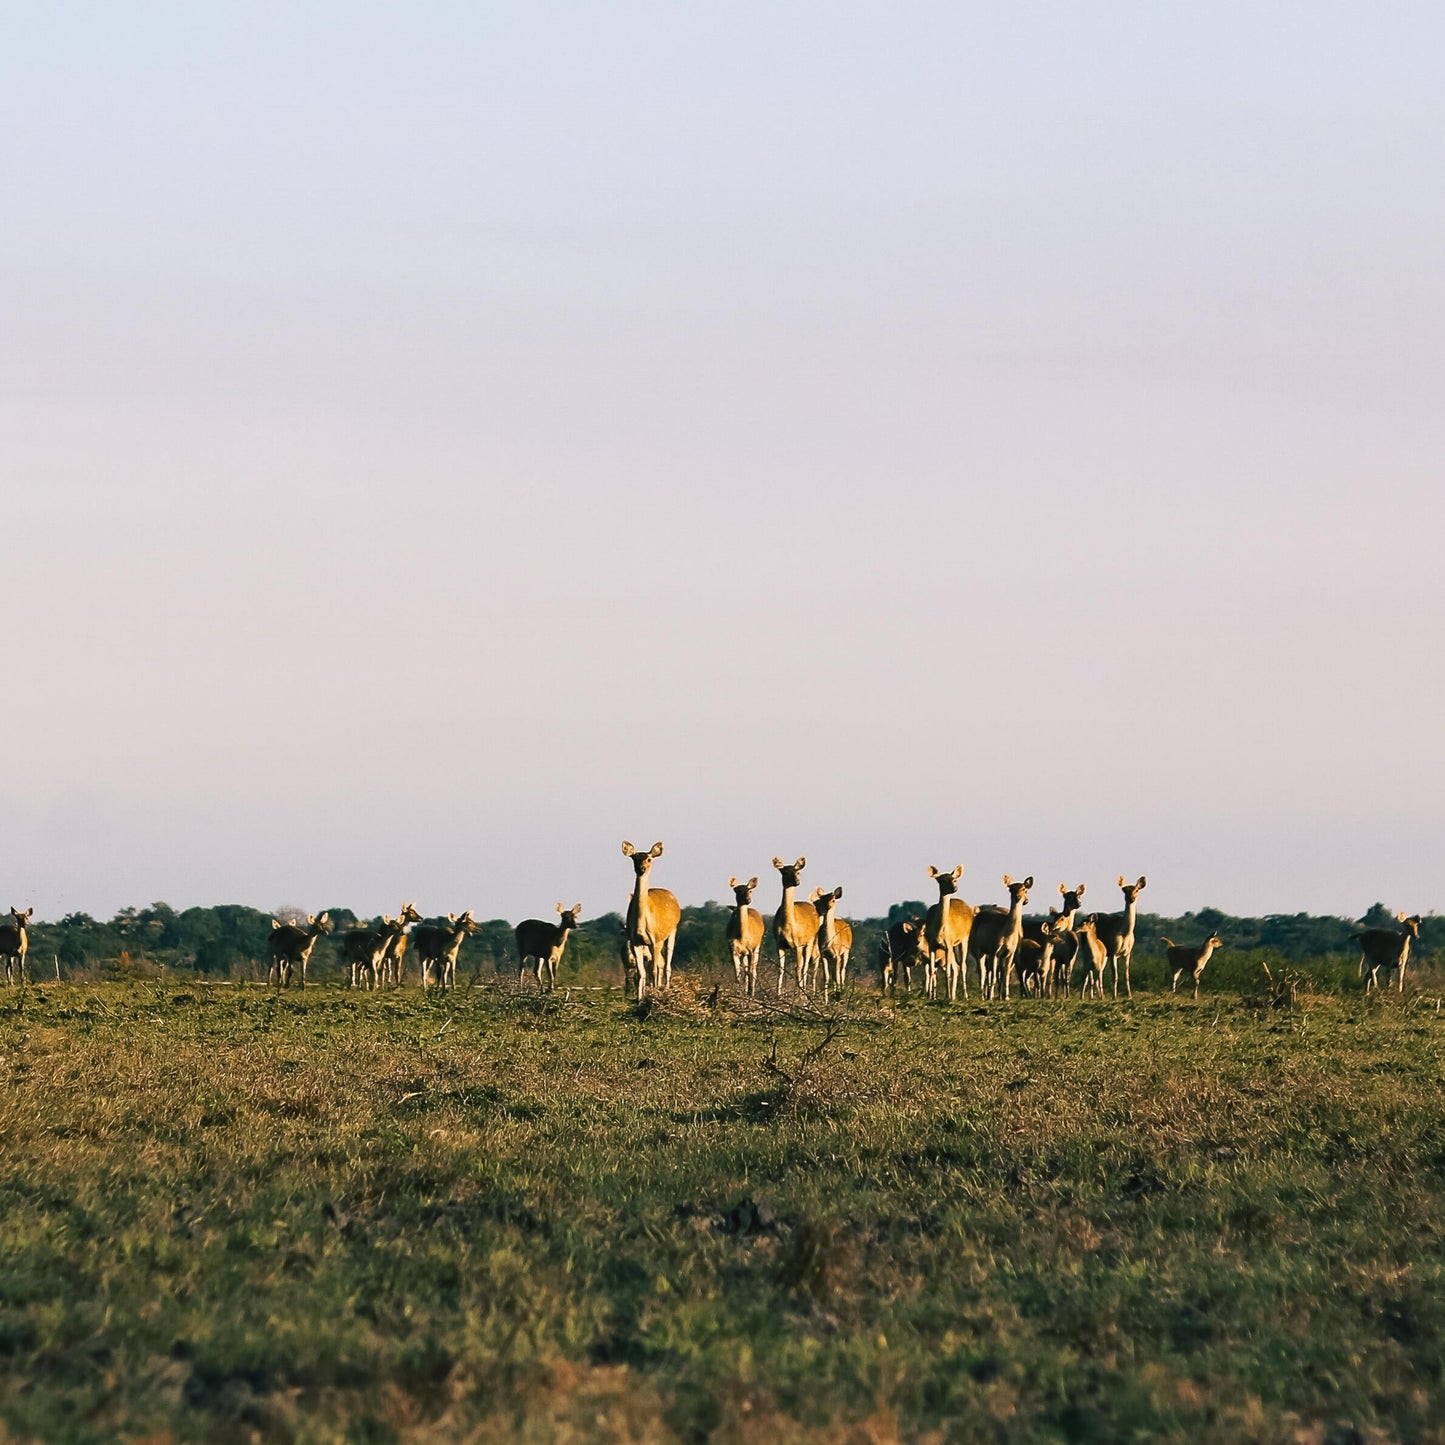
[515,904,582,992]
[0,907,32,985]
[379,902,422,986]
[414,910,478,990]
[812,887,854,994]
[772,857,821,995]
[726,877,765,996]
[622,841,681,1000]
[1074,914,1109,998]
[1163,931,1224,998]
[969,875,1033,999]
[342,917,390,990]
[267,913,332,989]
[924,865,974,1002]
[1013,927,1058,998]
[1024,884,1085,995]
[1354,913,1422,993]
[878,916,926,995]
[1094,876,1147,998]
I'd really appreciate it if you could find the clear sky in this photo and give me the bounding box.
[4,3,1443,923]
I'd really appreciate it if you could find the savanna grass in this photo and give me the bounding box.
[0,976,1442,1443]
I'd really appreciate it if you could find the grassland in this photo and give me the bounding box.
[0,973,1443,1444]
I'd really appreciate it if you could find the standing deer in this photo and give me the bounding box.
[1354,913,1422,993]
[342,916,390,990]
[1075,914,1109,998]
[1094,875,1147,998]
[1024,884,1085,996]
[726,877,765,996]
[968,875,1033,999]
[878,916,927,995]
[812,887,854,995]
[1164,931,1224,998]
[413,910,478,991]
[379,902,422,986]
[924,865,974,1002]
[622,841,681,1000]
[772,856,821,995]
[1014,923,1062,997]
[267,913,332,988]
[515,904,582,991]
[0,908,32,984]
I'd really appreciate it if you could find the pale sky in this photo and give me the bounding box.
[3,3,1443,922]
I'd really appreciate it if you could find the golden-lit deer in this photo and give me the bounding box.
[0,907,32,985]
[515,904,582,992]
[1023,884,1085,996]
[413,910,478,990]
[1163,930,1224,998]
[1075,914,1108,998]
[924,865,974,1002]
[1354,913,1422,993]
[622,841,681,1000]
[267,912,332,989]
[969,875,1033,999]
[726,877,765,996]
[1094,875,1147,998]
[379,902,422,986]
[812,886,853,994]
[772,856,821,995]
[878,916,927,996]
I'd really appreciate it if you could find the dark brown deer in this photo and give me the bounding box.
[878,916,926,995]
[1164,931,1224,998]
[379,902,422,986]
[267,912,332,988]
[342,917,389,990]
[413,910,479,991]
[515,904,582,991]
[0,907,32,985]
[1094,876,1147,998]
[1354,913,1422,993]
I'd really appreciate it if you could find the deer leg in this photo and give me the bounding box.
[1124,951,1132,998]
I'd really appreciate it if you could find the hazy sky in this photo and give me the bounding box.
[4,3,1443,922]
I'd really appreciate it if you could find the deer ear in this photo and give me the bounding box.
[748,877,758,890]
[649,841,665,859]
[1002,875,1013,887]
[621,840,635,856]
[307,914,315,925]
[448,911,456,922]
[557,902,565,913]
[1117,875,1127,887]
[382,913,391,924]
[951,866,963,881]
[928,865,940,878]
[1077,883,1086,896]
[772,856,785,869]
[795,856,806,871]
[1137,876,1147,889]
[1059,882,1067,895]
[271,919,281,929]
[834,886,843,901]
[1023,876,1034,889]
[572,903,581,916]
[1397,910,1406,921]
[728,876,738,889]
[809,886,822,900]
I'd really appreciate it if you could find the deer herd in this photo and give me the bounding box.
[0,852,1426,1001]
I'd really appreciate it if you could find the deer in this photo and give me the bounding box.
[878,916,927,995]
[924,865,974,1002]
[0,908,32,985]
[1074,913,1109,998]
[1093,875,1147,998]
[772,856,822,995]
[1014,924,1061,998]
[726,877,765,996]
[342,916,390,990]
[1023,884,1085,996]
[1353,913,1422,993]
[622,841,681,1000]
[515,904,582,992]
[968,875,1033,999]
[1163,930,1224,998]
[379,902,422,986]
[267,913,331,988]
[413,910,478,990]
[812,887,854,995]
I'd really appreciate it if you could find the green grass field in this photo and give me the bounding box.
[1,975,1442,1444]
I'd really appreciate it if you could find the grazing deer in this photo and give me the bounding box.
[515,904,582,992]
[0,908,32,984]
[1354,913,1422,993]
[413,910,478,990]
[267,913,332,988]
[924,865,974,1002]
[1164,931,1224,999]
[379,902,422,986]
[726,877,765,996]
[342,917,390,990]
[622,841,682,1000]
[878,916,926,996]
[1094,876,1147,998]
[969,875,1033,999]
[812,887,854,994]
[1075,914,1109,998]
[772,856,822,995]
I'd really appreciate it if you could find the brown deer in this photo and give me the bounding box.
[0,907,32,985]
[622,841,682,1000]
[1023,884,1085,995]
[413,910,478,990]
[1014,926,1059,998]
[379,902,422,986]
[1354,913,1422,993]
[772,856,821,995]
[1164,931,1224,998]
[515,904,582,991]
[1075,913,1109,998]
[812,887,854,994]
[924,865,974,1002]
[878,916,927,995]
[726,877,765,996]
[969,875,1033,999]
[1094,876,1147,998]
[267,913,332,988]
[342,917,390,990]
